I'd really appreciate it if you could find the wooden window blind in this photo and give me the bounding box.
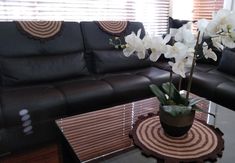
[193,0,224,21]
[0,0,170,35]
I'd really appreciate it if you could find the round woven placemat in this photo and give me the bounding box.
[130,114,224,163]
[16,21,63,40]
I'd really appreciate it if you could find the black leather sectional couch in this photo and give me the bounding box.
[188,48,235,109]
[156,50,235,110]
[0,21,178,156]
[0,21,234,157]
[167,17,235,110]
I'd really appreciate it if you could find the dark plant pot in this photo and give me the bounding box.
[159,105,195,137]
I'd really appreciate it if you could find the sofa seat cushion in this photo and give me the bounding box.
[0,52,89,86]
[215,82,235,110]
[188,71,231,99]
[55,79,113,114]
[92,50,151,73]
[194,63,217,72]
[0,85,66,128]
[152,61,172,72]
[98,72,151,103]
[208,69,235,82]
[131,67,179,85]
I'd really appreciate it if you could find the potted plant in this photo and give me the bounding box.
[111,9,235,137]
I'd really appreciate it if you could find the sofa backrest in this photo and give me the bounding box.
[80,21,151,74]
[0,21,88,86]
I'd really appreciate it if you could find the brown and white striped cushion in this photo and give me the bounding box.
[17,21,62,39]
[96,21,128,36]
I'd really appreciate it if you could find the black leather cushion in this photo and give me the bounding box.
[195,63,217,72]
[0,107,3,128]
[55,78,114,114]
[99,73,151,103]
[208,69,235,82]
[93,50,151,73]
[81,21,150,73]
[218,48,235,75]
[215,82,235,110]
[0,85,66,127]
[0,22,84,56]
[81,21,145,50]
[186,71,231,100]
[168,17,189,29]
[131,67,179,85]
[152,61,172,71]
[0,52,88,86]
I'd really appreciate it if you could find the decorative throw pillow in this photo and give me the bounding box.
[217,48,235,76]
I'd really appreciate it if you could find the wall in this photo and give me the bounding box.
[223,0,235,10]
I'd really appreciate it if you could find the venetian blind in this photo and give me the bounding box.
[193,0,224,20]
[0,0,170,35]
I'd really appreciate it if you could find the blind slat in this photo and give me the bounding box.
[193,0,224,21]
[0,0,170,35]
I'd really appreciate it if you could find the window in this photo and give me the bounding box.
[0,0,170,35]
[193,0,224,21]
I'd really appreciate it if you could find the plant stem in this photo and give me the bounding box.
[186,31,201,100]
[178,77,182,91]
[169,70,173,99]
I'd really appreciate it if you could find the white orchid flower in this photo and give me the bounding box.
[206,9,231,36]
[211,37,224,50]
[197,19,209,43]
[168,54,193,78]
[143,34,171,62]
[164,42,188,59]
[174,22,196,48]
[123,29,146,59]
[202,42,217,61]
[165,42,194,78]
[221,36,235,48]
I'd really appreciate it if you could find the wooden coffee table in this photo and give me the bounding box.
[55,97,234,163]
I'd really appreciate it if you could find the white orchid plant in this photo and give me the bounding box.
[110,9,235,116]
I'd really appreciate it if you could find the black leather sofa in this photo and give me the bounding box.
[0,21,234,157]
[0,21,178,156]
[156,49,235,110]
[167,17,235,110]
[187,48,235,109]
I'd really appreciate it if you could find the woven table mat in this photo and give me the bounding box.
[130,114,224,163]
[16,21,63,40]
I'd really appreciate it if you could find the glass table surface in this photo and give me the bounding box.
[56,97,235,163]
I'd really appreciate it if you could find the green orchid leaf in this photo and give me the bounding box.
[162,82,181,104]
[149,84,167,105]
[162,105,192,117]
[189,97,203,106]
[192,105,216,118]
